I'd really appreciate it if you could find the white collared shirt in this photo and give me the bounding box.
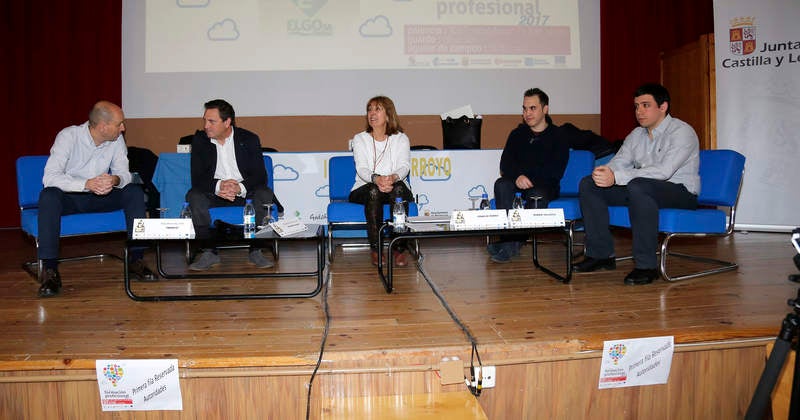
[43,122,132,192]
[210,130,247,197]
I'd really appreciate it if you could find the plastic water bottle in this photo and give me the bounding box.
[479,193,490,210]
[179,202,192,219]
[512,192,524,209]
[243,199,256,238]
[392,197,406,230]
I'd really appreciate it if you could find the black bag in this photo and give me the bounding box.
[127,147,161,217]
[560,123,620,158]
[442,116,481,149]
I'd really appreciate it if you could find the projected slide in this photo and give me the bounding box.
[146,0,580,72]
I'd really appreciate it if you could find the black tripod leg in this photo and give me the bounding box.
[746,314,798,420]
[790,339,800,419]
[747,338,792,420]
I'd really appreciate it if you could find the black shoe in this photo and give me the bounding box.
[486,242,503,256]
[487,241,521,258]
[572,257,616,273]
[38,268,62,297]
[624,268,659,285]
[128,260,157,282]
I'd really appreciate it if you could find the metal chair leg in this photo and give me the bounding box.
[659,233,738,282]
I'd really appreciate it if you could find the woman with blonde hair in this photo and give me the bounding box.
[348,96,414,266]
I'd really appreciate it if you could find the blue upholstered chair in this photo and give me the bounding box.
[545,149,595,235]
[16,156,127,281]
[489,149,594,218]
[326,155,418,261]
[607,149,746,281]
[206,155,278,226]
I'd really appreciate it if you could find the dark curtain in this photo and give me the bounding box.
[3,0,121,227]
[600,0,714,141]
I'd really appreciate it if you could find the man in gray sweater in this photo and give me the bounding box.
[572,83,700,285]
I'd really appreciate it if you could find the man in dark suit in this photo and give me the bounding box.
[186,99,277,270]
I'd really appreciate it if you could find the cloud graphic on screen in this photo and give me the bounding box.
[207,19,239,41]
[176,0,209,7]
[468,185,487,198]
[418,161,451,181]
[416,194,430,206]
[315,185,330,197]
[419,172,451,182]
[273,164,299,181]
[359,15,392,38]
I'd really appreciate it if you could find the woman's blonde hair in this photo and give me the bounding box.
[365,95,404,135]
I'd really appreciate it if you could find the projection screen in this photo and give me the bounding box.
[122,0,599,118]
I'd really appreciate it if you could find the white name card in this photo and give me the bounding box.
[269,217,308,237]
[507,208,565,228]
[132,218,195,240]
[450,210,509,230]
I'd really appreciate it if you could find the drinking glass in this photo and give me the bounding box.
[156,208,169,218]
[261,202,274,229]
[468,196,480,210]
[528,195,543,209]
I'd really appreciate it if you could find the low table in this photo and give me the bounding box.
[124,224,326,301]
[377,222,572,293]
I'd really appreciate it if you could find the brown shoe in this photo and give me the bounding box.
[393,250,408,267]
[371,251,379,266]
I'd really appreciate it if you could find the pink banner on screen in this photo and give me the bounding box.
[404,25,571,55]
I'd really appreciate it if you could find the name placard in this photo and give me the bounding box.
[450,210,509,230]
[598,336,674,389]
[269,217,308,237]
[96,359,182,411]
[507,208,565,228]
[132,218,195,240]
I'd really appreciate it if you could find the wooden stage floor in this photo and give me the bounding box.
[0,228,798,417]
[0,228,797,367]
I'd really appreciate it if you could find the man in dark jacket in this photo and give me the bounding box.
[488,88,570,263]
[186,99,277,270]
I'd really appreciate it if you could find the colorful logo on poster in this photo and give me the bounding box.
[608,343,627,365]
[729,16,756,56]
[103,364,125,387]
[288,0,332,36]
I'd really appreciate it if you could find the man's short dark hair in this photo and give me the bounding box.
[524,88,549,107]
[634,83,670,112]
[204,99,236,125]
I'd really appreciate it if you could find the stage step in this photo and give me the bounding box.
[322,391,487,419]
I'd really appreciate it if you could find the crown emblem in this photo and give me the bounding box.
[730,16,755,27]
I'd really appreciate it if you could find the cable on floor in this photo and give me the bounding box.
[415,253,484,396]
[306,262,332,420]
